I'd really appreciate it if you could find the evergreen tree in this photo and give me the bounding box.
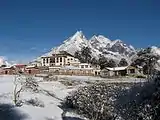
[90,57,98,66]
[108,59,117,68]
[118,58,128,67]
[131,47,159,75]
[81,47,92,63]
[74,47,92,63]
[98,55,108,69]
[74,51,82,61]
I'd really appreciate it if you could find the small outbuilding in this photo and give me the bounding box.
[100,66,141,78]
[25,65,40,75]
[0,66,16,75]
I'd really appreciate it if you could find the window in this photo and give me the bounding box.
[85,65,88,68]
[50,58,55,63]
[56,57,59,63]
[43,59,45,63]
[60,63,62,65]
[81,65,84,68]
[28,70,31,74]
[71,58,73,60]
[130,69,135,73]
[46,58,49,63]
[60,57,62,62]
[95,71,97,75]
[5,71,8,74]
[67,58,70,61]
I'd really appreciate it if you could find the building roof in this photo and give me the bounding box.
[3,66,15,69]
[106,66,128,71]
[14,64,27,68]
[79,63,91,65]
[26,65,36,69]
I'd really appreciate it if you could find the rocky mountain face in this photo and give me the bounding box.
[39,31,137,62]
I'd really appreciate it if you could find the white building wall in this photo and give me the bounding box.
[79,63,92,69]
[41,55,80,67]
[41,57,50,66]
[65,56,80,65]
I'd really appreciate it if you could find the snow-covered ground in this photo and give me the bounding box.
[0,75,85,120]
[0,75,145,120]
[56,75,146,83]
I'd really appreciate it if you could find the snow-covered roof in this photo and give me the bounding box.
[26,65,36,69]
[3,66,14,69]
[137,66,143,69]
[106,66,128,71]
[79,63,91,65]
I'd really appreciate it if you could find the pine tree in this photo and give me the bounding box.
[118,58,128,67]
[98,55,108,69]
[131,47,159,75]
[74,51,82,61]
[74,47,92,63]
[91,57,98,66]
[81,47,92,63]
[108,59,117,68]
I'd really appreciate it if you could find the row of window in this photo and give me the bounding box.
[43,57,63,64]
[43,57,78,66]
[68,58,72,61]
[81,65,91,68]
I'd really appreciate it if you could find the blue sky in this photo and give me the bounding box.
[0,0,160,63]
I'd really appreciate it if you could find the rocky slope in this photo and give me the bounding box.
[38,31,136,62]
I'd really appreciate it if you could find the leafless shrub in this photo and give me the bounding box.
[25,97,45,108]
[13,74,39,106]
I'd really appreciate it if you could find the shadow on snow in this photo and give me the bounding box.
[0,103,28,120]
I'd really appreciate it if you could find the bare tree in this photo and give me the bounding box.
[13,74,39,106]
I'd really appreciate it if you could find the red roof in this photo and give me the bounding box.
[15,64,27,68]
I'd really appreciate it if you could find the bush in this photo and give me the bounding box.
[62,73,160,120]
[25,97,45,108]
[136,75,146,78]
[62,82,133,120]
[116,73,160,120]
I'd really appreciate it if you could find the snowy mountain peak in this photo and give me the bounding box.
[70,31,86,41]
[38,31,137,62]
[42,31,88,56]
